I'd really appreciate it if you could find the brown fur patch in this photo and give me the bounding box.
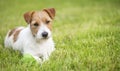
[13,29,22,42]
[46,22,52,31]
[8,28,17,37]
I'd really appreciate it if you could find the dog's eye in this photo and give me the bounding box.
[33,23,39,26]
[46,20,50,24]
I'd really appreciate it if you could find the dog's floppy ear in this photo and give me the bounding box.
[43,8,55,19]
[24,11,34,24]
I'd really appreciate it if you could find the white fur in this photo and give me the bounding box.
[4,25,55,63]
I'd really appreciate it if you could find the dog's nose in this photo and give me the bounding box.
[42,32,48,38]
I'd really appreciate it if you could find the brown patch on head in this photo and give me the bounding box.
[23,8,56,36]
[8,28,17,37]
[13,29,22,42]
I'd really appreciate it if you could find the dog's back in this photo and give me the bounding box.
[4,27,25,48]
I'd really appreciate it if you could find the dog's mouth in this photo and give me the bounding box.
[34,35,50,42]
[41,36,49,39]
[36,38,49,43]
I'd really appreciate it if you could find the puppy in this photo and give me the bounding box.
[4,8,55,63]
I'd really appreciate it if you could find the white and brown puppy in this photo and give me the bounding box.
[4,8,55,63]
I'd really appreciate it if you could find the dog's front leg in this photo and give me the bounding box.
[32,56,42,64]
[42,53,49,62]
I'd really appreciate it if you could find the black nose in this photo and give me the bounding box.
[42,32,48,38]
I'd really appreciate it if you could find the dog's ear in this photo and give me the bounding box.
[24,11,34,24]
[43,8,55,19]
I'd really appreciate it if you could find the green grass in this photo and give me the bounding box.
[0,0,120,71]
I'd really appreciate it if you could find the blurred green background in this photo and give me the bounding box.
[0,0,120,71]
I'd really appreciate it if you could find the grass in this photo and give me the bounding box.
[0,0,120,71]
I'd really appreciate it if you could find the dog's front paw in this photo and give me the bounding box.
[42,54,49,62]
[33,56,43,64]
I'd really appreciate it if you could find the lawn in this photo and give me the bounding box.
[0,0,120,71]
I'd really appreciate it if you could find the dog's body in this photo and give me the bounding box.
[4,8,55,63]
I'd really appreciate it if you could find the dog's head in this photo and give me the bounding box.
[24,8,55,41]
